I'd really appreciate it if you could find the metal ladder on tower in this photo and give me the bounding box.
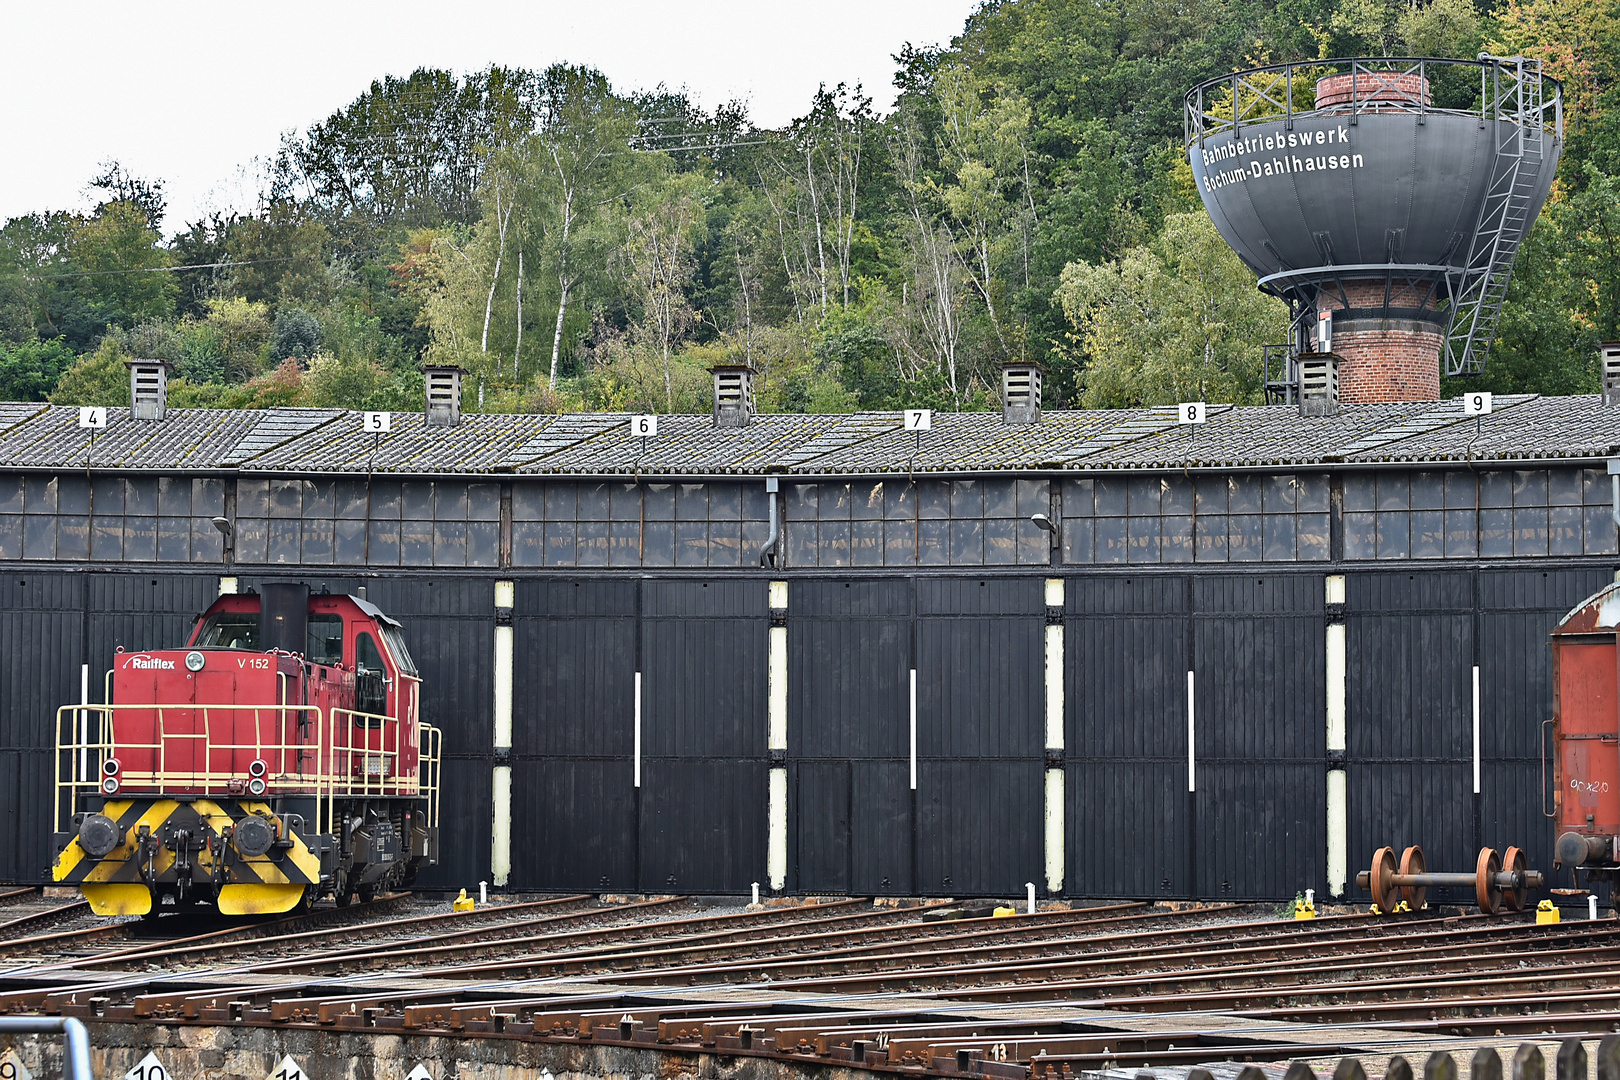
[1444,57,1550,376]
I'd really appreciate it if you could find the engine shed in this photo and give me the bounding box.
[2,371,1618,905]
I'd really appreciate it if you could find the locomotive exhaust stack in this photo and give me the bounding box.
[49,587,441,917]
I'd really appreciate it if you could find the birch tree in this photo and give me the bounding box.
[618,174,708,409]
[515,65,639,389]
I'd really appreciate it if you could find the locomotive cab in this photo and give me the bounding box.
[51,583,440,917]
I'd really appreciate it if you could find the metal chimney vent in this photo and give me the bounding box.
[1602,342,1620,406]
[423,365,464,428]
[125,359,171,422]
[711,364,756,429]
[1298,353,1340,417]
[1001,363,1042,425]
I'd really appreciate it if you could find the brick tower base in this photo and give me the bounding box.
[1319,281,1443,403]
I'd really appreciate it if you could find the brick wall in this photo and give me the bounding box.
[1320,280,1443,403]
[1333,327,1444,402]
[1315,72,1431,109]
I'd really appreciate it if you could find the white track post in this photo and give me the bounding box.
[1043,578,1065,897]
[767,581,788,892]
[1326,574,1348,898]
[492,580,515,888]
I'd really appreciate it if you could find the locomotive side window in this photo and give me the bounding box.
[307,614,344,665]
[355,631,387,721]
[196,612,259,650]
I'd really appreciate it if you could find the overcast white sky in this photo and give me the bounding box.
[0,0,977,232]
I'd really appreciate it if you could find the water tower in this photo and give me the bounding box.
[1184,57,1562,405]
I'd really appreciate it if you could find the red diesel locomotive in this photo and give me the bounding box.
[51,583,440,916]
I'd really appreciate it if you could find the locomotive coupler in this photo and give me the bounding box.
[137,825,156,887]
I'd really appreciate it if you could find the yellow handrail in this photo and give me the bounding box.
[55,701,441,837]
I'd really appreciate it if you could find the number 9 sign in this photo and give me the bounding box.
[1,1049,34,1080]
[1462,392,1492,416]
[1178,402,1207,425]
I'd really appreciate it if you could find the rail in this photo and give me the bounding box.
[1184,55,1562,147]
[55,704,442,836]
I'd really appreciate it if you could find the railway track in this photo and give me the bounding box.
[3,898,1618,1078]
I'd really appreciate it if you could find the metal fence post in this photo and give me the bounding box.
[0,1016,93,1080]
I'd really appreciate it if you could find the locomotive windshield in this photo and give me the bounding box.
[379,625,417,676]
[195,611,259,650]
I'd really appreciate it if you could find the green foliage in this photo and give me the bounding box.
[1056,212,1288,406]
[49,338,129,407]
[0,338,75,401]
[0,0,1615,412]
[272,307,323,361]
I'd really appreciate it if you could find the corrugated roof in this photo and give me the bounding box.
[0,395,1611,475]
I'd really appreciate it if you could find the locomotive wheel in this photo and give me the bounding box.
[1475,846,1503,914]
[1399,845,1427,910]
[1503,846,1530,911]
[1369,846,1399,912]
[357,884,377,904]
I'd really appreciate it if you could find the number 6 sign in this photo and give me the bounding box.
[1178,402,1207,425]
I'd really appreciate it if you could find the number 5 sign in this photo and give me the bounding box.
[1178,402,1207,425]
[362,411,392,433]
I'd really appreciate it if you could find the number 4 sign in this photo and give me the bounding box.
[123,1053,169,1080]
[266,1056,308,1080]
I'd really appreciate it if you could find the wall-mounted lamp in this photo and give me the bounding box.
[1031,513,1060,550]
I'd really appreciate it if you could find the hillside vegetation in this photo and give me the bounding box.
[3,0,1615,415]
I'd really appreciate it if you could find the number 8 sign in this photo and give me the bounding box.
[1178,402,1207,425]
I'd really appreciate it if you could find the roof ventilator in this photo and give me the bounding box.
[126,359,171,422]
[1298,353,1340,418]
[1602,343,1620,406]
[711,363,756,429]
[423,365,464,428]
[1001,362,1042,425]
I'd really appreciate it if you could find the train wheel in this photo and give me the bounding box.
[357,885,377,904]
[1503,846,1530,911]
[1475,847,1503,914]
[1399,845,1426,911]
[1369,846,1399,913]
